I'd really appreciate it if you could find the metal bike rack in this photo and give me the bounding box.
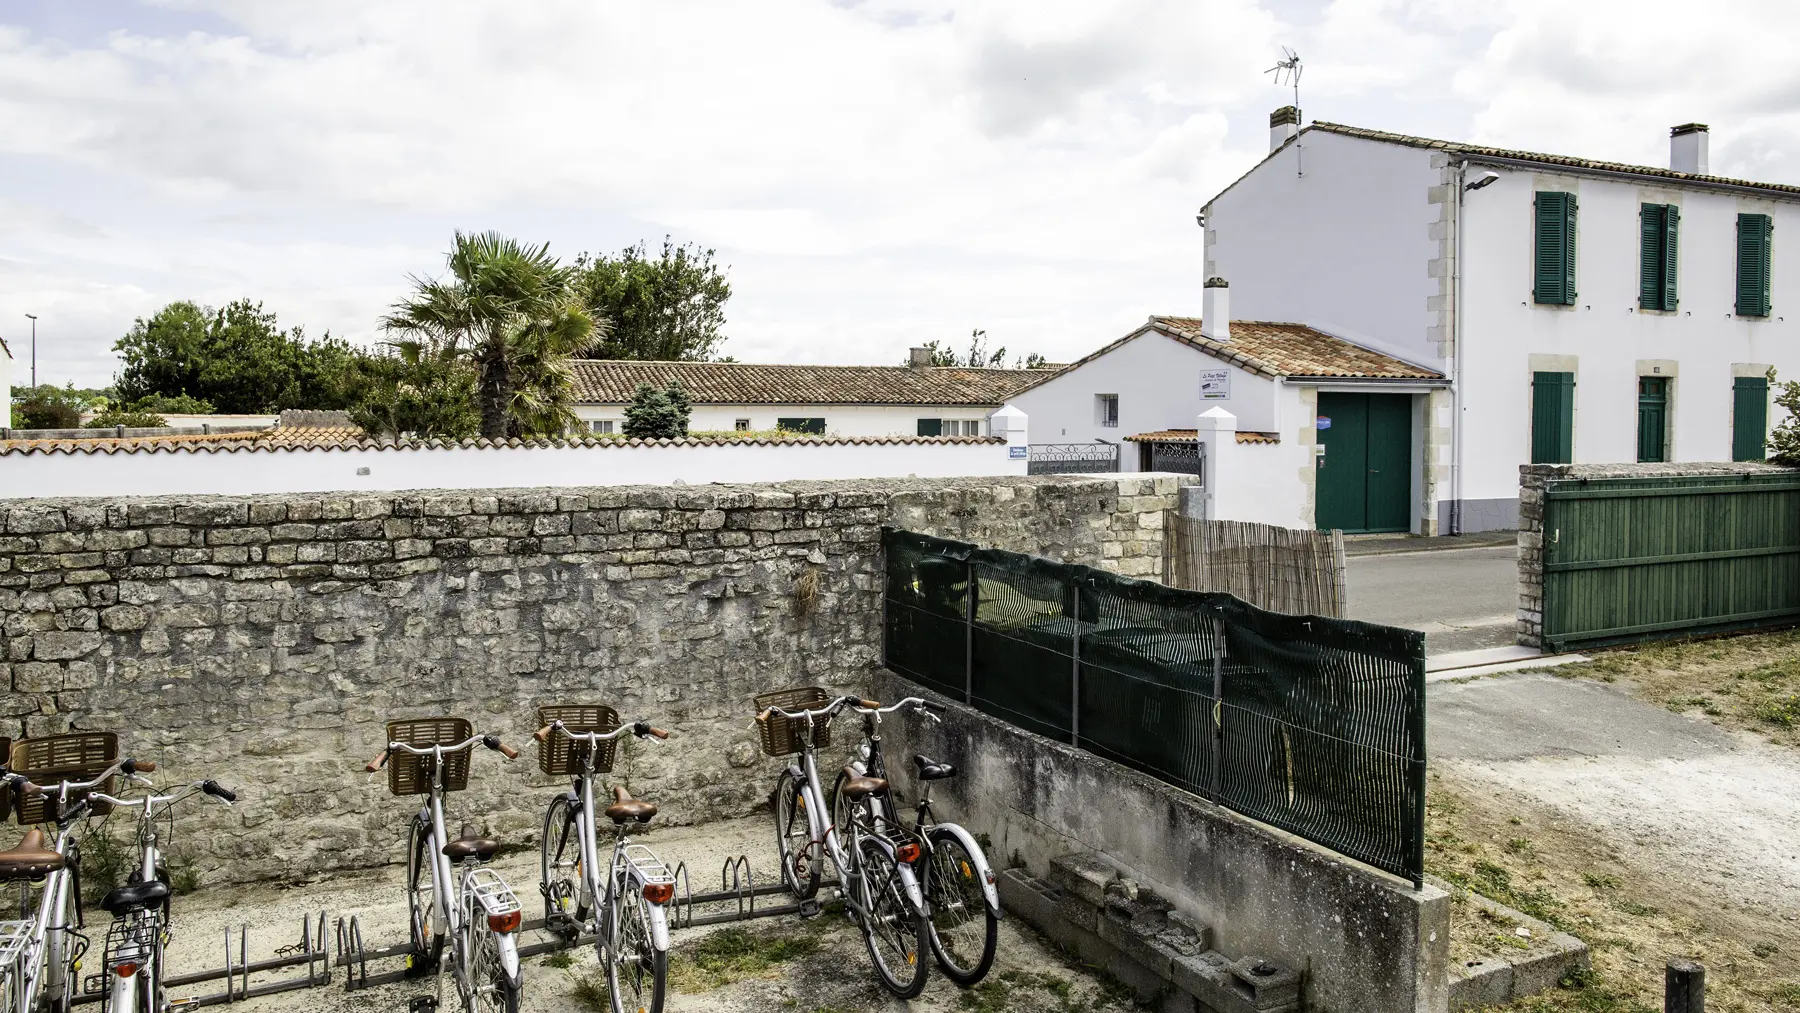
[72,912,329,1008]
[666,855,841,929]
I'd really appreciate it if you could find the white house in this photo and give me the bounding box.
[1008,304,1444,530]
[568,354,1047,437]
[1196,110,1800,532]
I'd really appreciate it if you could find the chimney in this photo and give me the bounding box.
[1269,105,1300,153]
[1201,278,1230,342]
[1671,123,1709,175]
[908,346,932,368]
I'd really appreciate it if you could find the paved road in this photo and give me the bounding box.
[1346,544,1517,656]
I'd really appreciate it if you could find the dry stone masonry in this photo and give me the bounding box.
[0,475,1177,884]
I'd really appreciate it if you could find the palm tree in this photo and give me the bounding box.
[382,231,598,439]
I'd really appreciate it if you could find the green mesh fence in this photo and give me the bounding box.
[882,527,1427,886]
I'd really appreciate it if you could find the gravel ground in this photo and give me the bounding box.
[155,814,1129,1012]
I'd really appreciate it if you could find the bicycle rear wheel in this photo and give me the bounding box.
[406,816,444,976]
[856,836,929,999]
[604,885,667,1013]
[469,917,522,1013]
[925,827,997,985]
[772,770,820,900]
[540,793,588,929]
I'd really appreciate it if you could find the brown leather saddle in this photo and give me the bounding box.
[604,786,658,825]
[0,829,66,881]
[441,823,501,862]
[839,766,890,801]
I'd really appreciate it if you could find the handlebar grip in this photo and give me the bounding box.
[495,742,521,760]
[365,749,390,773]
[755,708,771,722]
[859,699,881,709]
[123,758,157,774]
[8,777,41,797]
[644,727,671,740]
[533,724,553,744]
[202,780,238,803]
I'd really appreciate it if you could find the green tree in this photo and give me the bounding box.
[383,231,596,439]
[344,342,481,441]
[112,300,359,413]
[10,384,87,429]
[1767,376,1800,465]
[906,329,1043,368]
[621,382,692,439]
[573,237,731,361]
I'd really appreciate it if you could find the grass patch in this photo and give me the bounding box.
[958,970,1081,1013]
[1560,630,1800,748]
[569,972,610,1011]
[541,951,574,969]
[667,925,821,993]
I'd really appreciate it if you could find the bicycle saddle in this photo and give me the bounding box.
[441,824,501,862]
[0,829,65,881]
[604,786,657,825]
[100,878,170,916]
[839,766,889,801]
[912,755,958,781]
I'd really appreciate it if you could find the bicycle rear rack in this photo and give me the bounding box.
[70,912,329,1008]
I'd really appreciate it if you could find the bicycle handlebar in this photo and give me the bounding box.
[534,719,671,745]
[761,695,936,724]
[1,755,158,797]
[366,733,518,773]
[87,779,237,811]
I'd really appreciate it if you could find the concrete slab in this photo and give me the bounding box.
[1425,646,1589,683]
[1428,671,1736,762]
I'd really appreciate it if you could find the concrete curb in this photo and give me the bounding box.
[1432,878,1591,1011]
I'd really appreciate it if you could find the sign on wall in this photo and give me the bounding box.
[1009,446,1028,459]
[1199,369,1230,400]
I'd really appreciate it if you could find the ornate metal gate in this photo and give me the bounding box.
[1148,440,1205,481]
[1027,443,1120,475]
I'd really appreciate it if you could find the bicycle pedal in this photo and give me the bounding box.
[797,898,823,919]
[409,997,439,1013]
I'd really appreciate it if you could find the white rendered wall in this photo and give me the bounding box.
[0,348,11,429]
[1009,329,1281,471]
[1203,131,1443,368]
[0,440,1025,500]
[1457,167,1800,507]
[572,404,993,437]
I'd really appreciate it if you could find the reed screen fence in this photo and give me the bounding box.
[1164,515,1349,618]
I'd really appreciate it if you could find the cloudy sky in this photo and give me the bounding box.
[3,0,1797,388]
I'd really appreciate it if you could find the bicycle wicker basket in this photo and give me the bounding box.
[11,732,118,825]
[535,705,621,776]
[753,686,833,757]
[384,718,473,797]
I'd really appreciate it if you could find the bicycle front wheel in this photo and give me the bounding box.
[604,888,667,1013]
[540,793,588,929]
[856,836,929,999]
[773,770,820,900]
[406,816,444,976]
[925,827,997,985]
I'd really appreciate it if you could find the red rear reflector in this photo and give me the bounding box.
[487,911,521,933]
[114,962,140,978]
[643,882,674,904]
[896,842,922,864]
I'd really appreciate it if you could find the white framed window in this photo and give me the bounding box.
[590,420,615,434]
[1096,394,1119,428]
[735,419,751,431]
[947,419,982,436]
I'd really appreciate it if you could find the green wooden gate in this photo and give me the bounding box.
[1316,393,1411,533]
[1541,472,1800,649]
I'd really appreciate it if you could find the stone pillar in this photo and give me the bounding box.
[990,405,1029,475]
[1193,407,1238,522]
[1515,465,1551,649]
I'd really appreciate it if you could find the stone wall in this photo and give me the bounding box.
[0,475,1178,883]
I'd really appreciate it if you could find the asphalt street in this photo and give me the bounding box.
[1345,544,1518,656]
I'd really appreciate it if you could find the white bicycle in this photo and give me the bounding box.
[367,719,525,1013]
[534,709,675,1013]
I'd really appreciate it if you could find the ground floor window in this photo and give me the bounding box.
[1637,377,1669,463]
[1733,376,1769,461]
[777,417,826,435]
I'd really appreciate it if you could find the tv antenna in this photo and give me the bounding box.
[1266,47,1302,111]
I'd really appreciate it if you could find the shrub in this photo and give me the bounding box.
[128,392,217,415]
[85,409,168,429]
[11,387,83,429]
[621,381,692,439]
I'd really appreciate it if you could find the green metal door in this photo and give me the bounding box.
[1316,393,1411,533]
[1637,377,1668,462]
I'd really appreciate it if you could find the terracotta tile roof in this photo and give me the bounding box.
[259,426,369,446]
[1124,429,1281,444]
[1152,317,1442,380]
[0,431,1000,456]
[1311,122,1800,198]
[568,360,1044,406]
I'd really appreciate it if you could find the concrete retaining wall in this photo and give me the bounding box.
[873,669,1451,1013]
[0,475,1178,884]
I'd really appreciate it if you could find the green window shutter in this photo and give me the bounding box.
[916,418,942,437]
[1733,376,1769,461]
[1535,192,1577,305]
[1639,204,1664,310]
[1662,204,1680,311]
[1737,213,1773,316]
[1531,372,1575,464]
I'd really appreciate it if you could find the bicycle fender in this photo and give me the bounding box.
[930,824,1002,916]
[109,968,141,1013]
[894,858,928,916]
[646,899,671,953]
[497,929,521,981]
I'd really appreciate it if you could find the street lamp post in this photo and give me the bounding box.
[24,314,37,389]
